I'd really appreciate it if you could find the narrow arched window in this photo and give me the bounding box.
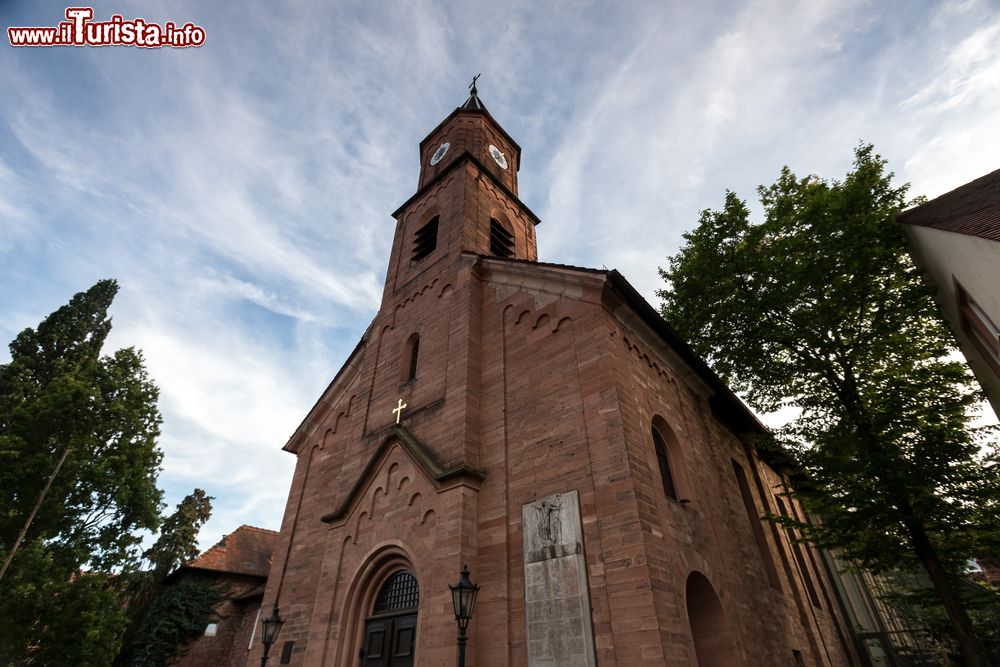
[401,333,419,383]
[489,218,514,258]
[652,427,678,500]
[412,216,438,262]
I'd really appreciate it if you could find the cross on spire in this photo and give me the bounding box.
[392,398,407,424]
[462,74,486,111]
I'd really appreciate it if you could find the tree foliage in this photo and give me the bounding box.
[115,489,214,667]
[144,488,213,580]
[658,145,1000,662]
[1,542,128,666]
[0,280,164,663]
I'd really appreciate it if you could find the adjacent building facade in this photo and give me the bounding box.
[900,169,1000,419]
[170,525,278,667]
[250,88,857,666]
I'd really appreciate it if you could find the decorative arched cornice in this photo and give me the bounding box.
[321,425,485,525]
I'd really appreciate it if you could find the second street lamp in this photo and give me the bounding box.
[449,565,480,667]
[260,603,285,667]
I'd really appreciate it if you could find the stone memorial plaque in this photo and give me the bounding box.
[522,490,597,667]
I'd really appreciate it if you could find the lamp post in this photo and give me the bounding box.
[260,603,285,667]
[449,564,480,667]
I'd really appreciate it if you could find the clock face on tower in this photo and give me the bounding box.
[429,142,450,166]
[488,144,508,170]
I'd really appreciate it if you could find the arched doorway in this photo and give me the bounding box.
[685,571,738,667]
[360,570,419,667]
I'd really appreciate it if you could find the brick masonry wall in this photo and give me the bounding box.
[249,102,855,666]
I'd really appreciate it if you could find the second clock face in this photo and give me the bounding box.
[430,142,450,166]
[488,144,508,170]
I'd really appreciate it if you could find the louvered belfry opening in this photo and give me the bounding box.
[373,571,420,615]
[489,218,514,258]
[412,216,439,262]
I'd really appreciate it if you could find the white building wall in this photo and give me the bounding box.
[903,224,1000,419]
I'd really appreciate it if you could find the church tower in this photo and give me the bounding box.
[252,86,856,667]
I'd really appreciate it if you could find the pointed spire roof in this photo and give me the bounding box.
[461,73,487,111]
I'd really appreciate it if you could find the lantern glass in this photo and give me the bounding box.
[261,604,285,646]
[449,565,480,629]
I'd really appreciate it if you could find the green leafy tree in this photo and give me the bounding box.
[1,542,129,666]
[0,280,164,663]
[658,145,1000,665]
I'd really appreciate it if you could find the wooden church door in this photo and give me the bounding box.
[360,571,419,667]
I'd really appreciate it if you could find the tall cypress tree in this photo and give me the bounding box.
[0,279,164,663]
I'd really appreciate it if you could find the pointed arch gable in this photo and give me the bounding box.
[321,425,484,525]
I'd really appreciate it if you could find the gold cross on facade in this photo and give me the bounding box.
[392,398,407,424]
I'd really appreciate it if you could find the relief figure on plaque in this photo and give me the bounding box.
[535,498,562,546]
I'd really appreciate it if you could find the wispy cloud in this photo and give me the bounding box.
[2,0,998,546]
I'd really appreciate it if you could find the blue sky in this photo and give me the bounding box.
[2,0,999,547]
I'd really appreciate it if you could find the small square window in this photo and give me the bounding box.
[204,622,218,637]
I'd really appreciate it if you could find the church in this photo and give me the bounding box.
[250,85,856,666]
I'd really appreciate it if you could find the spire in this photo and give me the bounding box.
[461,73,487,111]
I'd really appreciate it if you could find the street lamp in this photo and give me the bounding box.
[449,564,480,667]
[260,603,285,667]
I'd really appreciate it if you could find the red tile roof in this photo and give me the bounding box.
[898,168,1000,242]
[185,525,279,578]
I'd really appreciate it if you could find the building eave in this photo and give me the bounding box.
[283,322,372,454]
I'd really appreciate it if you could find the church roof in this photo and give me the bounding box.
[285,255,771,458]
[898,168,1000,242]
[478,256,768,438]
[183,524,279,578]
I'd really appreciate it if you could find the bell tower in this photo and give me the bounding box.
[381,80,540,306]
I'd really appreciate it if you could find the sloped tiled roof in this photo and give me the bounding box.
[898,168,1000,242]
[185,525,279,578]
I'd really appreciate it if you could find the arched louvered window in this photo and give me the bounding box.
[489,218,514,258]
[413,216,439,262]
[373,571,419,615]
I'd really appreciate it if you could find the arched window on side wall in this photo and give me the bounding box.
[651,416,687,503]
[652,427,678,500]
[401,333,419,383]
